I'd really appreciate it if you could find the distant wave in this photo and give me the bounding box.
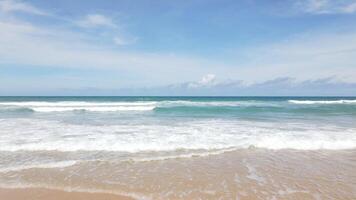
[0,100,278,112]
[288,100,356,105]
[0,101,157,112]
[0,101,157,107]
[30,106,156,112]
[158,100,278,107]
[1,99,356,113]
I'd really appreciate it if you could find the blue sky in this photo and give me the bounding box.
[0,0,356,95]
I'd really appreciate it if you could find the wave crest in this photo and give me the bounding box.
[0,101,157,112]
[288,100,356,105]
[1,118,355,151]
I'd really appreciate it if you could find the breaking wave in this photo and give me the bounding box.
[0,101,157,112]
[0,118,355,151]
[288,100,356,105]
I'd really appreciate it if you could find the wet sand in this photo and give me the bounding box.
[1,149,356,199]
[0,188,134,200]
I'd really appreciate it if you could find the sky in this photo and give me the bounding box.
[0,0,356,96]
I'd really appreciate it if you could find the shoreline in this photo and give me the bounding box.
[0,187,135,200]
[1,149,355,199]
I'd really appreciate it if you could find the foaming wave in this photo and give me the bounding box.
[0,100,280,113]
[0,101,157,112]
[0,184,150,200]
[31,106,155,112]
[130,148,239,162]
[0,118,355,152]
[158,100,278,107]
[288,100,356,105]
[0,160,78,173]
[0,102,157,106]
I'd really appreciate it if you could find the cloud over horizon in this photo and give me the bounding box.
[2,75,355,96]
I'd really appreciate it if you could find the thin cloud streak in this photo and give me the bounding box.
[76,14,117,28]
[236,31,356,83]
[297,0,356,14]
[0,0,48,15]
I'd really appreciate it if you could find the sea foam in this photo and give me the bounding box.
[0,100,277,112]
[0,118,355,152]
[288,100,356,104]
[0,160,78,173]
[0,101,157,112]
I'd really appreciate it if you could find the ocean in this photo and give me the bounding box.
[0,96,355,199]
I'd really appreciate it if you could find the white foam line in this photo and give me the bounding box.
[0,101,157,107]
[0,184,151,200]
[0,101,157,112]
[288,100,356,105]
[0,100,272,108]
[0,161,78,173]
[130,148,238,162]
[158,100,278,107]
[31,106,156,112]
[1,118,355,151]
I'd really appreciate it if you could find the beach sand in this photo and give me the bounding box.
[0,188,134,200]
[1,149,356,199]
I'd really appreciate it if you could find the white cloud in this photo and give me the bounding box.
[304,0,329,14]
[188,74,217,88]
[113,36,138,46]
[0,20,178,69]
[298,0,356,14]
[199,74,216,85]
[0,0,47,15]
[113,37,126,45]
[0,18,215,86]
[77,15,137,46]
[342,2,356,13]
[77,14,116,28]
[236,31,356,84]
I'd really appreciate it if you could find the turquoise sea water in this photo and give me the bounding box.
[0,96,355,152]
[1,96,356,116]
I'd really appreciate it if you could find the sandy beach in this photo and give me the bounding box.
[1,149,356,199]
[0,188,133,200]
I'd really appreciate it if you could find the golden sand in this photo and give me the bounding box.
[1,149,355,199]
[0,188,133,200]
